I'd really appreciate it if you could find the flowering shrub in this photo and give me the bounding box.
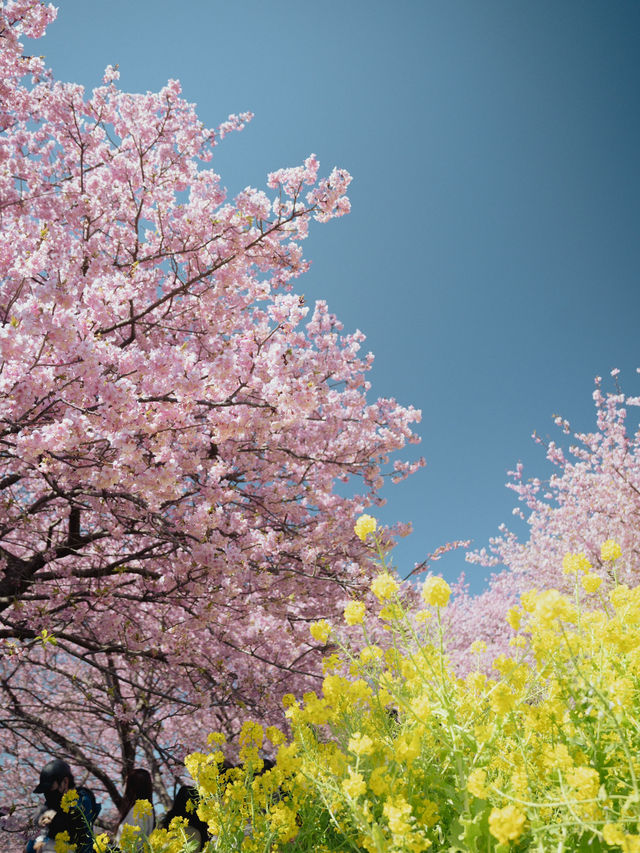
[159,531,640,853]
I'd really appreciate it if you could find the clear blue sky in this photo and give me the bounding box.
[34,1,640,593]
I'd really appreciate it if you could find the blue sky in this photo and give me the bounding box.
[35,1,640,592]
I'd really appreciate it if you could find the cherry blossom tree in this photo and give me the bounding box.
[0,0,423,839]
[447,370,640,673]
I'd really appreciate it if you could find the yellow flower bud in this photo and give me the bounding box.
[488,805,526,845]
[354,514,377,541]
[422,576,451,607]
[582,572,603,593]
[348,732,374,756]
[60,789,78,814]
[309,619,331,643]
[601,539,622,561]
[562,552,591,574]
[506,606,521,631]
[490,682,516,715]
[371,572,399,602]
[467,768,490,799]
[343,600,366,625]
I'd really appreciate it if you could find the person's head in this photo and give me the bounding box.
[118,768,154,821]
[34,759,75,810]
[171,785,198,820]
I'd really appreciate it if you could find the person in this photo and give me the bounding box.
[160,786,208,852]
[27,759,100,853]
[114,768,155,851]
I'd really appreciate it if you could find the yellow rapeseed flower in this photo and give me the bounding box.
[421,576,451,607]
[532,589,576,626]
[281,693,297,709]
[609,676,635,709]
[419,800,440,829]
[368,766,389,796]
[118,824,142,848]
[266,725,286,745]
[275,742,301,775]
[132,798,153,820]
[566,766,600,803]
[93,833,111,853]
[414,609,432,623]
[601,539,622,561]
[520,588,538,612]
[490,682,516,715]
[354,514,377,541]
[542,743,573,772]
[207,731,226,746]
[603,823,626,846]
[342,766,367,799]
[269,802,299,842]
[348,732,374,756]
[360,644,383,665]
[467,768,490,799]
[511,769,529,799]
[562,552,592,574]
[506,606,521,631]
[310,619,331,643]
[466,671,487,692]
[610,584,632,608]
[54,831,74,853]
[383,796,413,837]
[410,694,431,720]
[380,602,403,621]
[582,572,603,593]
[300,691,330,725]
[239,720,264,747]
[371,572,400,602]
[60,789,78,813]
[344,599,366,625]
[488,804,526,845]
[396,731,421,764]
[322,653,343,674]
[177,533,640,852]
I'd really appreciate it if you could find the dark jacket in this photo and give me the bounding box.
[46,787,101,853]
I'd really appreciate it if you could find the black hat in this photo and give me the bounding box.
[34,759,72,794]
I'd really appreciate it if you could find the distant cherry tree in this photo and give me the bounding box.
[447,371,640,672]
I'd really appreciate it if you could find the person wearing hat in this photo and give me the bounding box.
[27,759,100,853]
[33,759,74,809]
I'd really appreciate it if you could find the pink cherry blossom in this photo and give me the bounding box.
[446,370,640,675]
[0,3,423,843]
